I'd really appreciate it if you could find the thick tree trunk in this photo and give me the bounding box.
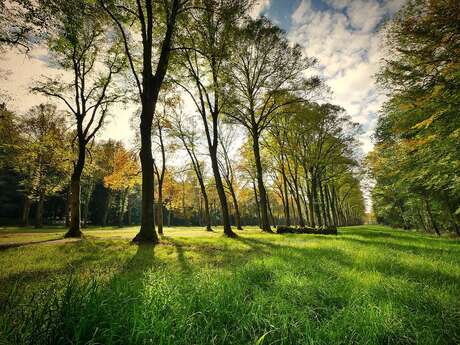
[65,141,85,238]
[21,196,31,227]
[66,174,83,237]
[252,134,272,232]
[133,94,158,243]
[34,195,44,229]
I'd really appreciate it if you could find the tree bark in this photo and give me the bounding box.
[252,133,272,232]
[134,93,158,243]
[65,142,85,238]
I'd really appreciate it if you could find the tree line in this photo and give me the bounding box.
[0,0,365,241]
[367,0,460,236]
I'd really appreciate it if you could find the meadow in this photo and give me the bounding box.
[0,225,459,345]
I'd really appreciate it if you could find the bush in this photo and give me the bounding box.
[276,225,337,235]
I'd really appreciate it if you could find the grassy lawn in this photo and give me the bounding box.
[0,225,459,345]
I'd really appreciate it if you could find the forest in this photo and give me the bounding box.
[0,0,459,344]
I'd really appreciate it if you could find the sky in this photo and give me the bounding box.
[0,0,405,153]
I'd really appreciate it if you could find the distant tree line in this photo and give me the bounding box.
[1,0,366,239]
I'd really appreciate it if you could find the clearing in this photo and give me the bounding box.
[0,225,458,345]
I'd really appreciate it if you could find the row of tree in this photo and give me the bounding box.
[367,0,460,235]
[1,0,365,241]
[0,100,365,230]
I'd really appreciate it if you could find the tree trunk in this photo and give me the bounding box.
[311,175,322,227]
[66,173,83,237]
[252,134,272,232]
[267,194,276,227]
[319,179,328,226]
[324,183,334,226]
[252,180,262,229]
[34,195,44,229]
[306,182,315,228]
[228,181,243,230]
[157,187,164,235]
[21,196,31,227]
[281,166,291,226]
[424,196,440,236]
[195,171,212,231]
[201,186,212,231]
[210,147,235,237]
[133,94,158,243]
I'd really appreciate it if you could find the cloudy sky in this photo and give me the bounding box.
[0,0,405,152]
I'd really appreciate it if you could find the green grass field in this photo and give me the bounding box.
[0,225,459,345]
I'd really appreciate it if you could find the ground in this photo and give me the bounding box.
[0,225,459,345]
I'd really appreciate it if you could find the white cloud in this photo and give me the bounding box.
[288,0,404,153]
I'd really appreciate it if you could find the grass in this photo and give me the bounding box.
[0,225,459,345]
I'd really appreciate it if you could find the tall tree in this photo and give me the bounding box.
[370,0,460,235]
[104,145,140,227]
[14,104,69,228]
[33,1,125,237]
[170,110,213,231]
[218,124,243,230]
[100,0,187,243]
[172,0,250,237]
[224,17,320,232]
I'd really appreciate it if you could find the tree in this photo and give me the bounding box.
[370,0,460,235]
[224,17,320,232]
[100,0,187,243]
[104,145,140,227]
[172,0,251,238]
[14,104,69,228]
[170,109,213,231]
[33,1,125,237]
[218,124,243,230]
